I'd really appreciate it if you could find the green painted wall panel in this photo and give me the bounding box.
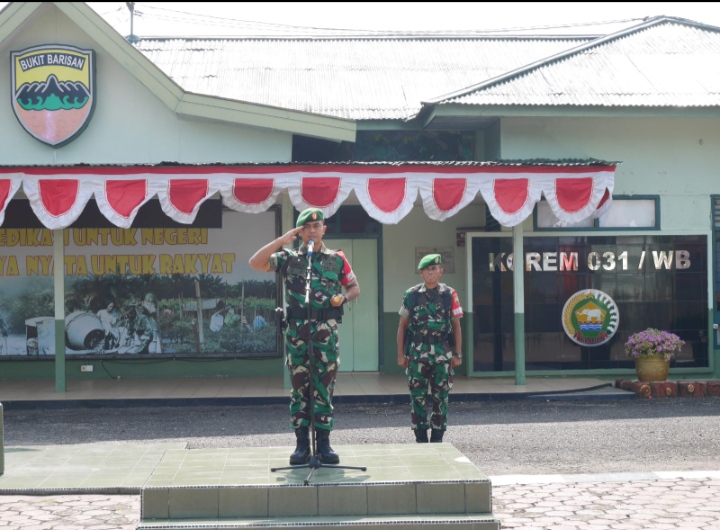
[0,357,284,380]
[0,361,56,380]
[382,312,404,375]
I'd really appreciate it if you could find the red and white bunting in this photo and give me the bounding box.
[0,174,23,226]
[353,176,417,224]
[0,165,615,229]
[287,176,353,217]
[220,177,282,214]
[22,176,93,228]
[96,179,152,228]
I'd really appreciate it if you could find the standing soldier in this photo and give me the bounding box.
[249,207,360,465]
[397,254,463,443]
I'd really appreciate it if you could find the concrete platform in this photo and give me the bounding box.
[138,444,500,530]
[0,442,185,494]
[141,444,492,512]
[0,442,502,530]
[0,442,488,496]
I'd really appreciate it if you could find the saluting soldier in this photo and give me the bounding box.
[249,207,360,465]
[397,254,463,443]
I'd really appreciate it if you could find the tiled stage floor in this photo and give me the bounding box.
[0,442,491,502]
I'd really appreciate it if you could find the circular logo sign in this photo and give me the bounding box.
[561,289,619,347]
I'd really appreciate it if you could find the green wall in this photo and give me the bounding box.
[0,357,284,381]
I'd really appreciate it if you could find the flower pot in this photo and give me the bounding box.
[635,356,670,382]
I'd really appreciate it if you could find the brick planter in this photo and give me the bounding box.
[650,381,678,398]
[678,381,707,398]
[706,381,720,396]
[616,379,717,399]
[630,381,652,398]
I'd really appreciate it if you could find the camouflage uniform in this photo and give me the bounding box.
[270,243,355,431]
[399,282,463,431]
[125,311,154,354]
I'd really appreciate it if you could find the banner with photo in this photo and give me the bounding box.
[0,209,279,358]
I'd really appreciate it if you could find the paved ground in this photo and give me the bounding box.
[2,474,720,529]
[5,399,720,476]
[0,495,140,530]
[494,475,720,529]
[2,397,720,529]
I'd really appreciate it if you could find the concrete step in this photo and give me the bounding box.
[137,512,501,530]
[142,479,492,519]
[138,444,499,529]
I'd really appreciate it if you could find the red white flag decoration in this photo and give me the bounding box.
[0,163,615,229]
[0,176,22,227]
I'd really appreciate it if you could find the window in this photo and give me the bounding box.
[598,199,657,228]
[712,196,720,346]
[470,234,708,372]
[535,197,659,230]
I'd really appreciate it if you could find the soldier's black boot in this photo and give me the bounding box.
[289,427,310,465]
[316,429,340,464]
[430,429,444,443]
[414,428,429,443]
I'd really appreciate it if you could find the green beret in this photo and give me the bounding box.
[296,208,324,228]
[418,254,442,270]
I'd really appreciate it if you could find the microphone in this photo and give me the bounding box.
[304,239,315,305]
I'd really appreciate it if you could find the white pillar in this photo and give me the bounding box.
[512,224,526,385]
[53,229,66,392]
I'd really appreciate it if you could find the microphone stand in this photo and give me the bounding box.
[271,239,366,485]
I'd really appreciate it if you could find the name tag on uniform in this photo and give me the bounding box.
[321,258,337,272]
[287,257,306,276]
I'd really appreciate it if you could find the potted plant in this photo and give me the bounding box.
[625,328,685,381]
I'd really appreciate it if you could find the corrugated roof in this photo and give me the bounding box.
[0,159,618,169]
[434,17,720,107]
[134,36,588,120]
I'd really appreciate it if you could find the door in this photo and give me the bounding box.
[329,238,379,372]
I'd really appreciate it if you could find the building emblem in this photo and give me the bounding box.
[11,45,96,147]
[561,289,619,347]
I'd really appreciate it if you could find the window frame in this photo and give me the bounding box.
[533,195,660,232]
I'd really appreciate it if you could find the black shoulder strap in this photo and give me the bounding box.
[441,286,452,327]
[409,284,423,313]
[441,286,452,313]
